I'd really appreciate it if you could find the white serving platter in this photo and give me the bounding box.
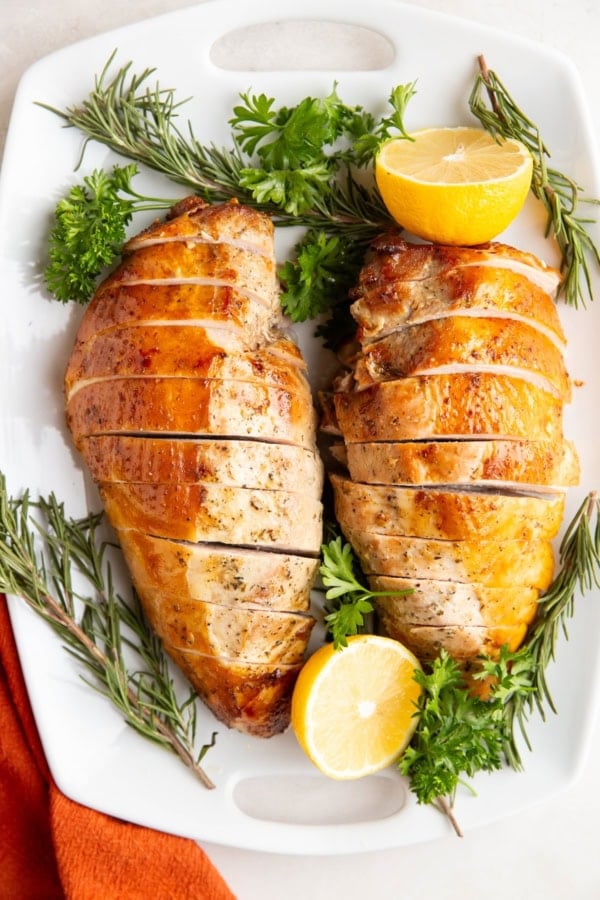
[1,0,599,855]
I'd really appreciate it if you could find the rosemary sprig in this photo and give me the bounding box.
[470,55,600,308]
[0,474,216,788]
[37,50,391,237]
[498,491,600,769]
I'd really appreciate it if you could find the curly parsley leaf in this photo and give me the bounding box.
[320,536,412,649]
[279,230,364,322]
[399,647,535,806]
[44,164,175,304]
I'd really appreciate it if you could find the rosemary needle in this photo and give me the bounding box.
[0,474,216,789]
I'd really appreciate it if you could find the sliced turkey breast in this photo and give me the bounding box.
[331,474,565,541]
[116,530,318,612]
[80,436,323,496]
[342,529,555,590]
[330,373,563,442]
[64,199,323,737]
[67,377,317,449]
[367,576,538,628]
[99,482,322,552]
[137,588,314,665]
[375,621,528,661]
[335,439,579,493]
[326,234,577,679]
[166,645,303,738]
[352,315,571,400]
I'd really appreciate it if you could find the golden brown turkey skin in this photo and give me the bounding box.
[326,236,578,675]
[65,198,323,737]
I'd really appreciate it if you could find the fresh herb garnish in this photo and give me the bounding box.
[398,648,532,835]
[38,52,412,313]
[470,55,600,308]
[278,230,364,324]
[0,474,216,788]
[44,163,174,304]
[320,535,412,649]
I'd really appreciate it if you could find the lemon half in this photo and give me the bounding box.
[375,126,533,245]
[291,634,422,780]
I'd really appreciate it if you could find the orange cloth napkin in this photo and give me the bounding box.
[0,596,236,900]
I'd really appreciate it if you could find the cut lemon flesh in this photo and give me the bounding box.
[375,126,533,246]
[291,634,422,780]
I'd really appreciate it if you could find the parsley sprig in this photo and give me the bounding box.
[38,53,414,316]
[44,163,174,304]
[320,536,411,649]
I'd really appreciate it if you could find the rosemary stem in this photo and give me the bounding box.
[16,584,215,789]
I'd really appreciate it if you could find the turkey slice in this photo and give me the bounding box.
[67,376,318,449]
[331,474,564,541]
[367,575,538,628]
[80,436,323,496]
[335,439,579,493]
[137,587,314,665]
[125,196,275,257]
[352,316,571,400]
[376,621,528,661]
[116,530,318,612]
[330,373,563,442]
[100,481,322,552]
[342,528,554,589]
[75,282,281,347]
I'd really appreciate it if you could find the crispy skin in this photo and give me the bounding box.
[80,436,323,495]
[342,528,555,590]
[330,373,563,442]
[116,530,318,612]
[166,645,302,738]
[335,439,579,492]
[352,316,571,400]
[65,200,323,736]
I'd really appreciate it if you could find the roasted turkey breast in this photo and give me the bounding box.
[65,197,323,737]
[326,235,578,678]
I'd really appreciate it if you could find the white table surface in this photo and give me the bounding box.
[2,1,599,897]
